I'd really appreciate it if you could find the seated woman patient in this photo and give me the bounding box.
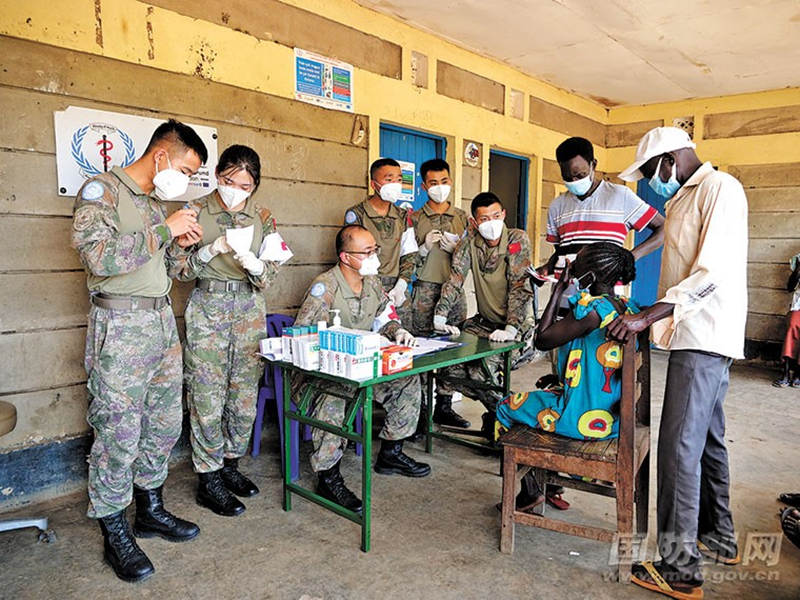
[496,241,639,512]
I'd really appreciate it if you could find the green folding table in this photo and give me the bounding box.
[276,332,524,552]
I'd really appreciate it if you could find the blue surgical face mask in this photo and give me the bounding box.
[564,172,593,197]
[648,157,681,198]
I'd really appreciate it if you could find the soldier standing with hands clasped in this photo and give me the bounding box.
[409,158,470,428]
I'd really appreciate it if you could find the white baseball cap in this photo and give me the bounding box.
[618,127,696,182]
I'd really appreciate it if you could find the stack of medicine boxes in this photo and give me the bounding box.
[281,321,382,380]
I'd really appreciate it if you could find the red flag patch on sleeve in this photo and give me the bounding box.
[508,242,521,254]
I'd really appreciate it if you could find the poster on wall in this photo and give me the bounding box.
[397,160,415,210]
[54,106,218,201]
[294,48,354,113]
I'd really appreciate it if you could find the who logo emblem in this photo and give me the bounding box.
[70,122,136,177]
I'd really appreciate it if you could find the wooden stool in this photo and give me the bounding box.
[498,330,651,582]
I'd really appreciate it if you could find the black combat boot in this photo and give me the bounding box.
[374,439,431,477]
[197,470,245,516]
[221,457,260,497]
[316,462,363,513]
[132,485,199,542]
[433,394,471,428]
[98,510,155,583]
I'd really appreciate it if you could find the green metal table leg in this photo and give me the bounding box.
[282,366,292,512]
[361,386,373,552]
[426,372,434,454]
[503,350,512,396]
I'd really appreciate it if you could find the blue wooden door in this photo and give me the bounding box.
[379,124,446,211]
[631,181,668,307]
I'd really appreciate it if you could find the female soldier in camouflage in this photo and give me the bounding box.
[172,145,283,516]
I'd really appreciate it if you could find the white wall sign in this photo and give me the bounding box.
[464,142,480,168]
[294,48,354,113]
[54,106,218,202]
[397,159,416,210]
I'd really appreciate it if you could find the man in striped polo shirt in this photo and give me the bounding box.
[539,137,665,282]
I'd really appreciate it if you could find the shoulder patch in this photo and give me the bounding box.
[81,181,105,202]
[508,242,521,254]
[344,209,358,224]
[257,205,272,224]
[310,282,326,298]
[73,205,97,231]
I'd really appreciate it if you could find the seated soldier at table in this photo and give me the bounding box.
[432,192,535,441]
[495,242,639,513]
[293,225,431,513]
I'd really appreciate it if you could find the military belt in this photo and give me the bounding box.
[196,279,254,293]
[90,293,171,311]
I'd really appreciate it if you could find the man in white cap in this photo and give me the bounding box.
[608,127,747,599]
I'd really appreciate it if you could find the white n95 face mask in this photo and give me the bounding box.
[358,253,381,276]
[478,219,504,241]
[217,184,250,209]
[378,182,403,204]
[153,155,190,201]
[427,184,451,204]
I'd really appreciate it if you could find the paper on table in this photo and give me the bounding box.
[384,336,461,358]
[258,231,294,264]
[226,225,254,256]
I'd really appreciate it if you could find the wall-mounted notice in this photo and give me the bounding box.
[54,106,218,201]
[397,160,416,210]
[294,48,354,113]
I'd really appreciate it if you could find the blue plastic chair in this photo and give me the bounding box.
[251,314,362,482]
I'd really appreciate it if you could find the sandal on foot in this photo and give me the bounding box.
[772,377,791,388]
[781,507,800,550]
[632,562,703,600]
[545,492,570,510]
[697,538,740,565]
[779,492,800,508]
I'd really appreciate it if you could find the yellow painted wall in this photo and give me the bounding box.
[2,0,799,330]
[0,0,611,265]
[606,88,800,172]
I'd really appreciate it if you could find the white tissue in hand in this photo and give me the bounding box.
[442,231,460,244]
[258,232,294,264]
[226,225,254,256]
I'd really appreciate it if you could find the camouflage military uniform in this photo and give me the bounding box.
[294,265,421,471]
[409,202,469,336]
[72,166,185,519]
[344,199,418,324]
[170,193,280,473]
[435,227,534,410]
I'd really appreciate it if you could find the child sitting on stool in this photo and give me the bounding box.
[496,242,639,513]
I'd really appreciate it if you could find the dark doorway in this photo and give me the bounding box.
[489,150,529,230]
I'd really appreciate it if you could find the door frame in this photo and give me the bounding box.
[379,123,448,158]
[488,148,530,230]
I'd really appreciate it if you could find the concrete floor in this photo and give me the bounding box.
[1,353,799,599]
